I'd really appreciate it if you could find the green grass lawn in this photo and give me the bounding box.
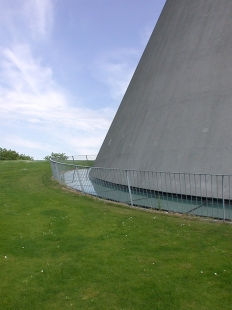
[0,160,232,309]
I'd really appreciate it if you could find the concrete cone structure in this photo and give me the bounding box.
[94,0,232,176]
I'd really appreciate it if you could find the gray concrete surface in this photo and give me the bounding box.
[94,0,232,175]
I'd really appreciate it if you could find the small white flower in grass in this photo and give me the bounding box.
[41,270,44,273]
[201,271,203,273]
[22,247,24,249]
[4,256,7,259]
[214,273,217,276]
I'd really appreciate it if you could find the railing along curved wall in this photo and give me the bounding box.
[50,156,232,221]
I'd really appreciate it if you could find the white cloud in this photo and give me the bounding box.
[1,44,54,95]
[4,136,50,151]
[93,48,141,101]
[0,0,53,42]
[24,0,54,38]
[0,44,114,159]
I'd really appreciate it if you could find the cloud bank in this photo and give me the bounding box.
[0,0,156,159]
[0,43,114,158]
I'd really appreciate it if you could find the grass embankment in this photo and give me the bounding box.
[0,160,232,309]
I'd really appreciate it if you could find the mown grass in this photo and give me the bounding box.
[0,160,232,309]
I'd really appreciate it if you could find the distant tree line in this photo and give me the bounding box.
[44,152,68,161]
[0,148,34,160]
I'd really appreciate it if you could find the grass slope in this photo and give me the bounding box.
[0,160,232,309]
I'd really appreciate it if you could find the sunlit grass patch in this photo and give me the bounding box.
[0,160,232,309]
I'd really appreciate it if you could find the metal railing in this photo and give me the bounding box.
[51,154,97,164]
[50,158,232,221]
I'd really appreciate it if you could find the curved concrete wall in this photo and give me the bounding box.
[94,0,232,175]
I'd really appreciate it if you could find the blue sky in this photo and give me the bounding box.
[0,0,166,159]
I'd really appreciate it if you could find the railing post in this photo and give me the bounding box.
[76,166,84,192]
[222,175,225,221]
[72,156,76,182]
[126,170,133,207]
[55,162,61,182]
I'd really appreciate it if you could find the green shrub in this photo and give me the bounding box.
[0,147,33,160]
